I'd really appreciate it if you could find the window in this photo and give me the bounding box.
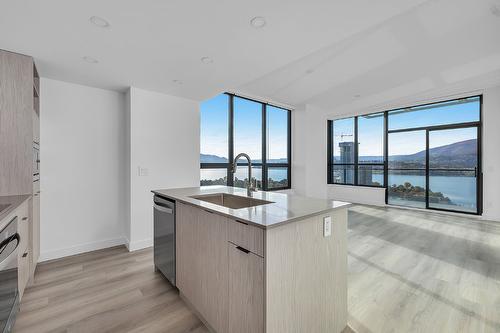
[327,95,482,215]
[328,115,384,187]
[200,93,291,191]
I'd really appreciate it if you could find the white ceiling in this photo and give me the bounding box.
[1,0,500,110]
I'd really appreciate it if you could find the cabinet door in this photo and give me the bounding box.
[228,243,264,333]
[176,203,228,333]
[18,247,30,299]
[32,190,40,268]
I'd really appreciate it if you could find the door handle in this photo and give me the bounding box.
[236,246,250,254]
[154,204,173,214]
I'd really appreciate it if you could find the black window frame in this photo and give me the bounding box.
[327,95,483,216]
[327,113,385,188]
[201,92,292,191]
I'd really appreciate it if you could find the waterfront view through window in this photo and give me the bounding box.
[328,96,482,214]
[200,93,291,191]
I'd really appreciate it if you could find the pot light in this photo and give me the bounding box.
[89,16,110,28]
[353,94,361,98]
[305,68,314,74]
[250,16,266,28]
[173,79,183,85]
[82,56,99,64]
[200,56,214,64]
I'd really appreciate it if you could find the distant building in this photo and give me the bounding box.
[339,142,354,183]
[338,141,374,185]
[358,165,373,185]
[339,142,354,163]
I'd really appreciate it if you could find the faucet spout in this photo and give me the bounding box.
[232,153,256,196]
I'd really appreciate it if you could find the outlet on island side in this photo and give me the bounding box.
[323,216,332,237]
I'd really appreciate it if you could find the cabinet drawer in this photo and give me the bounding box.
[18,213,29,253]
[228,220,264,257]
[18,247,30,299]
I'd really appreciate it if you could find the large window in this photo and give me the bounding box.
[328,95,482,215]
[200,93,291,191]
[328,114,384,187]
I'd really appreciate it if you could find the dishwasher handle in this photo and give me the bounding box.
[154,204,173,214]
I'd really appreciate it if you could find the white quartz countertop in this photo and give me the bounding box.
[152,186,352,229]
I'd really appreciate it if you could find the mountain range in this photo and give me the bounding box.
[200,154,287,164]
[389,139,477,167]
[203,139,477,167]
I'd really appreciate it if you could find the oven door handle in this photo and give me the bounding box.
[0,234,19,270]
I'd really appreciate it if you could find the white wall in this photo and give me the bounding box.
[294,85,500,222]
[128,87,199,251]
[40,78,127,261]
[481,85,500,221]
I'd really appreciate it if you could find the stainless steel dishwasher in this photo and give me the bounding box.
[153,195,176,286]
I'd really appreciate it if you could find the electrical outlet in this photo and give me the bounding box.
[138,166,149,176]
[323,216,332,237]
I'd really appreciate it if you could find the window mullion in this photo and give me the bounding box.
[262,103,267,190]
[354,116,359,185]
[227,94,234,187]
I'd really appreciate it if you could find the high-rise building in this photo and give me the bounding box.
[339,142,354,183]
[339,142,354,163]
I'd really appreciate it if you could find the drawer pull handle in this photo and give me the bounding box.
[22,217,28,221]
[22,252,28,258]
[236,246,250,254]
[235,220,248,225]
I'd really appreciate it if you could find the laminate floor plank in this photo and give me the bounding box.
[348,205,500,333]
[14,246,208,333]
[15,205,499,333]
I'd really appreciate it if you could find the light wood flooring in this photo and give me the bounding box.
[348,205,500,333]
[14,204,499,333]
[13,246,209,333]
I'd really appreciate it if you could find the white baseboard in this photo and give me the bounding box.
[127,238,153,252]
[39,237,127,262]
[481,213,500,222]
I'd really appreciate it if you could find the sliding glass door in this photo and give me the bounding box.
[428,127,479,213]
[387,130,427,208]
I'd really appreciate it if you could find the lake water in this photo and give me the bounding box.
[374,174,476,209]
[202,169,477,210]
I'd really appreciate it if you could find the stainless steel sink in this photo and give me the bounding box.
[190,193,274,209]
[0,204,11,214]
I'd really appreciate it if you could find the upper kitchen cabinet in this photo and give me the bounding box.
[0,49,34,196]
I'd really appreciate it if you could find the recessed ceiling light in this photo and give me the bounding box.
[353,94,361,98]
[173,79,183,85]
[250,16,266,28]
[82,56,99,64]
[490,3,500,17]
[89,16,110,28]
[305,68,314,74]
[200,56,214,64]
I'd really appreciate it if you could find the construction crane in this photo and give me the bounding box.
[334,133,353,140]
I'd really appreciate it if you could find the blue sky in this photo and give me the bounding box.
[200,94,288,160]
[334,97,480,156]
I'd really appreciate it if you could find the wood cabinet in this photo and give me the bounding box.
[176,202,229,333]
[2,199,32,299]
[177,201,266,333]
[228,220,264,257]
[228,242,264,333]
[32,182,40,269]
[174,199,348,333]
[18,247,30,299]
[0,48,41,295]
[0,50,33,196]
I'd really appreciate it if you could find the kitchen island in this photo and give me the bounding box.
[152,185,351,333]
